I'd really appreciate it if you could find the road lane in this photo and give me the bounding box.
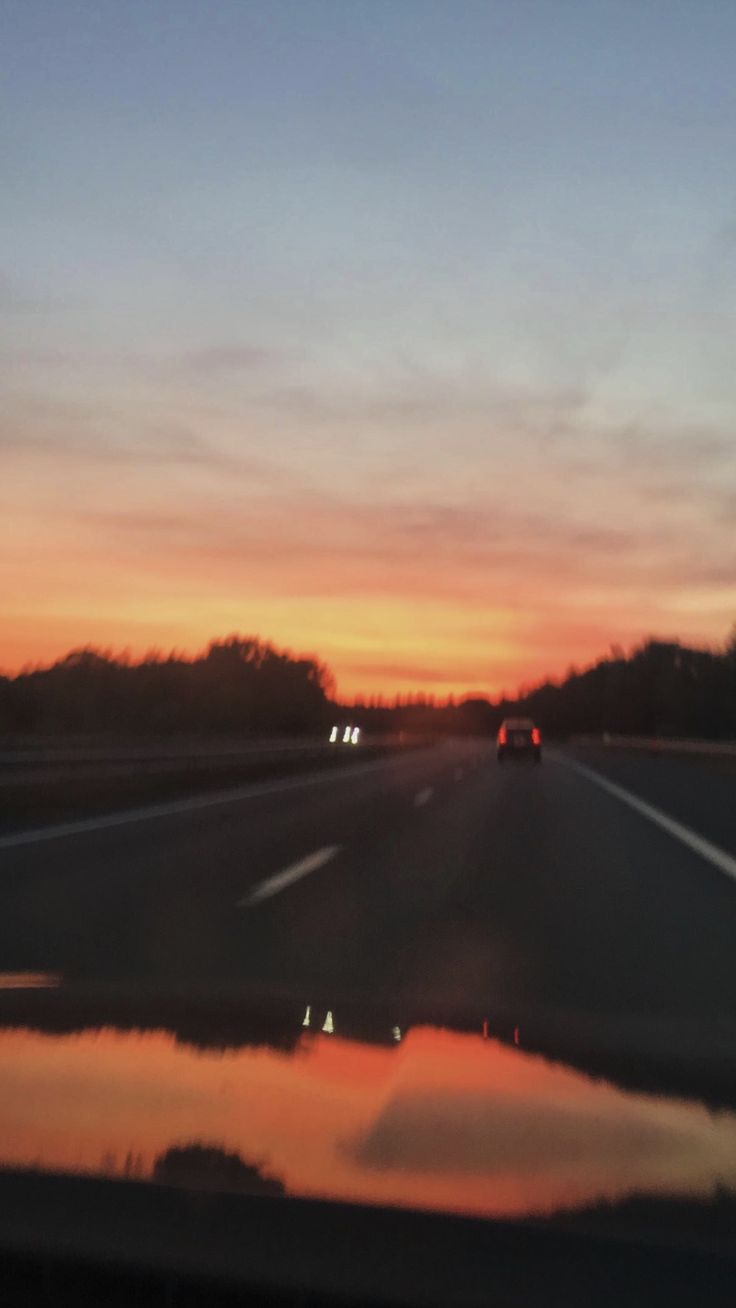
[0,747,439,849]
[390,753,736,1020]
[0,741,734,1050]
[0,742,484,981]
[560,754,736,883]
[565,743,736,857]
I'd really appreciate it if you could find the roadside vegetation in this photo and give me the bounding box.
[500,635,736,740]
[0,637,334,737]
[1,630,735,740]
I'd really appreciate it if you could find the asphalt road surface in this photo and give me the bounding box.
[1,741,735,1049]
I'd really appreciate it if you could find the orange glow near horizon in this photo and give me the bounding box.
[2,546,729,702]
[0,610,529,702]
[1,605,726,703]
[2,441,732,700]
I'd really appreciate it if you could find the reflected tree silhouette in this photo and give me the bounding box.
[152,1143,285,1196]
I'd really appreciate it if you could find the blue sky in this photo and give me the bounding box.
[3,0,736,693]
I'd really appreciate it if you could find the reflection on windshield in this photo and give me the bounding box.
[1,1022,734,1223]
[0,973,60,990]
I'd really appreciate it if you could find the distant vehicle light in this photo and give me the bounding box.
[329,726,338,743]
[498,726,507,745]
[532,727,541,745]
[342,726,352,743]
[351,727,360,745]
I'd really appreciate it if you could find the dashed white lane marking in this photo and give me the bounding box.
[238,845,341,907]
[414,787,433,807]
[454,767,464,781]
[563,757,736,885]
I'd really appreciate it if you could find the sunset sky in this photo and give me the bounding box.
[3,1,736,698]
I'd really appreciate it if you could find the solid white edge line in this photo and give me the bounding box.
[562,757,736,885]
[238,846,341,907]
[0,752,430,850]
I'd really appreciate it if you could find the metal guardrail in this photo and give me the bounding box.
[573,734,736,758]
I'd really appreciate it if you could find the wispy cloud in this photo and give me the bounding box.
[175,345,290,374]
[608,423,733,470]
[0,404,279,480]
[79,510,209,534]
[0,418,239,472]
[64,485,694,616]
[341,659,483,687]
[0,343,289,380]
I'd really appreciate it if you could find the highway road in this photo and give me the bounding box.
[1,740,735,1072]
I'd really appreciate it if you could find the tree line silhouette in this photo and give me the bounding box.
[1,631,734,739]
[0,637,334,737]
[499,635,736,740]
[337,634,736,740]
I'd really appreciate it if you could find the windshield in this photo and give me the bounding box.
[1,0,736,1277]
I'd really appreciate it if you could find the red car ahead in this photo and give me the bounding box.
[497,717,542,764]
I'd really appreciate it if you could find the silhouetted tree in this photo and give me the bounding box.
[0,636,333,737]
[507,637,736,739]
[2,628,734,741]
[152,1144,285,1195]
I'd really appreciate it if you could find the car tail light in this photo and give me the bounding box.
[498,726,507,744]
[532,727,541,745]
